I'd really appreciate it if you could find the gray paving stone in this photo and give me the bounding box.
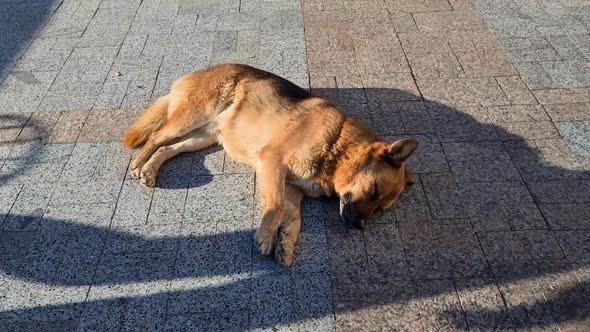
[479,230,564,260]
[401,222,490,279]
[421,173,467,219]
[111,180,153,227]
[539,204,590,230]
[289,217,329,274]
[528,179,590,204]
[167,275,251,315]
[293,274,335,330]
[39,80,103,112]
[184,191,253,224]
[325,222,369,285]
[0,160,66,186]
[163,311,249,332]
[547,35,589,60]
[364,223,410,282]
[513,61,556,89]
[94,251,175,284]
[250,274,296,330]
[555,231,590,263]
[44,203,114,228]
[4,182,54,231]
[78,299,126,332]
[0,183,21,220]
[50,180,121,206]
[148,185,187,225]
[557,121,590,166]
[541,60,587,88]
[0,70,58,113]
[104,223,181,254]
[460,181,546,231]
[428,106,499,142]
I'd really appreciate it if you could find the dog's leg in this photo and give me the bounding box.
[130,104,210,178]
[139,129,217,186]
[255,150,287,255]
[274,184,303,267]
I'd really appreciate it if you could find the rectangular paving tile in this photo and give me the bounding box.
[414,279,468,331]
[557,121,590,166]
[78,108,142,143]
[325,222,369,285]
[456,51,517,77]
[47,110,89,143]
[400,222,490,279]
[528,180,590,204]
[479,230,564,260]
[460,181,546,231]
[364,223,410,282]
[413,10,486,31]
[0,112,31,144]
[555,231,590,263]
[486,105,549,122]
[455,278,513,331]
[250,274,296,329]
[499,37,561,62]
[418,77,509,107]
[93,251,175,284]
[495,76,537,105]
[421,173,467,219]
[544,103,590,122]
[148,186,187,225]
[533,88,590,105]
[3,183,55,231]
[163,311,249,331]
[50,180,121,206]
[496,121,560,140]
[539,204,590,230]
[111,180,153,227]
[0,70,58,113]
[333,281,422,331]
[15,111,61,143]
[104,223,181,254]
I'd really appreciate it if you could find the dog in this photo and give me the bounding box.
[123,64,418,266]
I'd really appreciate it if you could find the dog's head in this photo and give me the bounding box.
[333,138,418,230]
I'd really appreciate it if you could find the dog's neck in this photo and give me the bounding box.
[313,115,380,196]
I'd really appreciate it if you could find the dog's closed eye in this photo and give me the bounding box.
[371,182,380,201]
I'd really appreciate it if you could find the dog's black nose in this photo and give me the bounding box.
[351,218,365,230]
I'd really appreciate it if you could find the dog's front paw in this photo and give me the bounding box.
[255,226,277,256]
[139,168,156,187]
[130,165,142,179]
[274,233,294,267]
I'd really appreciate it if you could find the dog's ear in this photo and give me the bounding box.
[384,139,418,167]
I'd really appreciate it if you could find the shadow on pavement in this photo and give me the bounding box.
[0,87,589,330]
[0,0,58,79]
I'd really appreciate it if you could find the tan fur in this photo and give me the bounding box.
[124,64,418,266]
[123,95,170,149]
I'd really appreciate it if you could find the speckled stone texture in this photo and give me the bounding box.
[1,0,590,331]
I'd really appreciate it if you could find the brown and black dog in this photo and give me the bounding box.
[123,64,418,266]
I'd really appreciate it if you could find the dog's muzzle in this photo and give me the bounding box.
[339,193,365,230]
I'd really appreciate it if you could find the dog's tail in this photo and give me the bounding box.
[123,95,170,149]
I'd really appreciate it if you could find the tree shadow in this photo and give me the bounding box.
[0,87,589,330]
[0,0,59,81]
[0,113,49,185]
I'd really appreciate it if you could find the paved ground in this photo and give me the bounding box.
[1,0,590,331]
